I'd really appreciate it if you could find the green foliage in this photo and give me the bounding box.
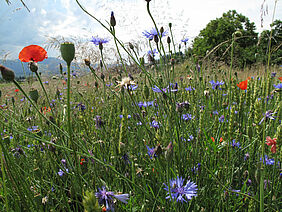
[256,20,282,65]
[192,10,258,67]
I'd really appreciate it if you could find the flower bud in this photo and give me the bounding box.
[0,65,15,81]
[60,42,75,66]
[28,61,38,72]
[29,89,39,103]
[169,23,172,28]
[154,34,159,43]
[100,60,103,68]
[167,36,171,44]
[59,63,63,75]
[84,59,90,67]
[129,42,134,50]
[110,11,116,27]
[160,27,164,35]
[99,43,103,51]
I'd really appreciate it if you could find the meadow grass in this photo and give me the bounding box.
[0,0,281,211]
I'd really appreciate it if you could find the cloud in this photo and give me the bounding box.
[0,0,281,59]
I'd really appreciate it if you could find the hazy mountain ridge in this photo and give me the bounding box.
[0,57,89,78]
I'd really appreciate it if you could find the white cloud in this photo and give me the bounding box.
[0,0,281,59]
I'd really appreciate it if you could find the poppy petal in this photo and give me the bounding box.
[19,45,48,63]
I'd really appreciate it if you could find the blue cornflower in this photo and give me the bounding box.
[128,85,138,91]
[143,28,168,40]
[187,135,194,141]
[260,155,275,165]
[148,49,158,57]
[164,176,197,203]
[181,38,189,43]
[259,110,276,125]
[95,186,129,211]
[185,86,195,91]
[182,113,194,121]
[219,115,225,123]
[231,139,240,148]
[58,168,68,176]
[77,103,86,111]
[90,36,109,46]
[152,85,168,93]
[209,80,224,90]
[191,163,201,174]
[150,120,160,129]
[169,82,178,92]
[213,110,219,115]
[273,83,282,89]
[146,145,155,159]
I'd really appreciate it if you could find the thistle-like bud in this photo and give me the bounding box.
[110,11,116,27]
[167,36,171,44]
[0,65,15,81]
[169,23,172,28]
[154,34,159,43]
[60,42,75,66]
[28,61,38,72]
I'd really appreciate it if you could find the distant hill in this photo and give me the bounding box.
[0,57,89,78]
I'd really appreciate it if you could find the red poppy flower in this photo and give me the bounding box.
[266,136,277,153]
[237,79,248,90]
[15,89,19,92]
[211,137,215,142]
[279,77,282,82]
[19,45,48,63]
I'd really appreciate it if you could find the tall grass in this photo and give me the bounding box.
[0,0,281,211]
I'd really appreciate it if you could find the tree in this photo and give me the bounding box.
[256,20,282,65]
[192,10,258,67]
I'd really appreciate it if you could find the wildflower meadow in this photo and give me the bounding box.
[0,0,281,211]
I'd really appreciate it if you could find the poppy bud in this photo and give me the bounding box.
[154,34,159,43]
[110,11,116,27]
[0,65,15,81]
[169,23,172,28]
[129,42,134,50]
[167,36,171,44]
[28,61,38,72]
[60,42,75,66]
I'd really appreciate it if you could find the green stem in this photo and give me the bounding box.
[112,27,127,75]
[12,80,68,137]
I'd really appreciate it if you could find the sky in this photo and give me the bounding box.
[0,0,281,60]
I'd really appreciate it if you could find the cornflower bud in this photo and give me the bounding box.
[154,34,159,43]
[110,11,116,27]
[84,59,90,67]
[160,27,164,35]
[129,42,134,50]
[167,36,171,44]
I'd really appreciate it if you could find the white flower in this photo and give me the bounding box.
[116,77,136,89]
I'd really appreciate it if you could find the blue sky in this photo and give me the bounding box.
[0,0,281,59]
